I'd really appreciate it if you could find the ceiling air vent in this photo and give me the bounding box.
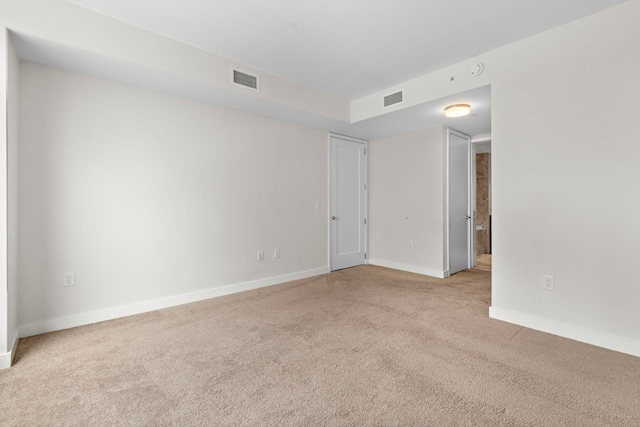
[383,90,403,107]
[232,69,259,90]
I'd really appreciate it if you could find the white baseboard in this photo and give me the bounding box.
[489,306,640,357]
[10,328,19,361]
[368,259,446,279]
[0,352,10,370]
[0,328,20,370]
[19,267,330,339]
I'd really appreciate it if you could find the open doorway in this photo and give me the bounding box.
[473,139,491,271]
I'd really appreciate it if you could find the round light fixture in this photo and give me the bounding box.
[444,104,471,118]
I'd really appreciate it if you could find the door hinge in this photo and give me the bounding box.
[364,253,367,259]
[364,218,367,225]
[364,183,367,190]
[364,148,367,155]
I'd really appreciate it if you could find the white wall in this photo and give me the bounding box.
[18,63,329,334]
[368,127,447,278]
[7,33,20,361]
[489,1,640,354]
[358,0,640,355]
[0,30,19,369]
[0,30,8,366]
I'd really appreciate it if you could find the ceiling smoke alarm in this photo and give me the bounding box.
[470,63,484,77]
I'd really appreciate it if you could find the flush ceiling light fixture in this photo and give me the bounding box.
[444,103,471,118]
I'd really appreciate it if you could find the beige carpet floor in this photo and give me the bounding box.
[1,266,638,426]
[475,254,492,272]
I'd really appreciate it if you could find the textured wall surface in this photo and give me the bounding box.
[476,153,490,255]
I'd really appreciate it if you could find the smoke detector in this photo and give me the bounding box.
[470,63,484,77]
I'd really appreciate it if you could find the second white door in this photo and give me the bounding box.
[449,130,472,275]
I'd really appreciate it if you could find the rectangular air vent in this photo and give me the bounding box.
[232,69,259,90]
[383,90,403,107]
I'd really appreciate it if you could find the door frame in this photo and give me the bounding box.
[446,128,473,276]
[471,134,492,267]
[328,133,368,271]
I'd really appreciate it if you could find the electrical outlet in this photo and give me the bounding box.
[408,242,413,249]
[542,275,554,291]
[64,272,75,287]
[274,248,280,259]
[257,250,264,261]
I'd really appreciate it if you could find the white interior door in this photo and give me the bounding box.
[330,135,366,271]
[448,130,472,275]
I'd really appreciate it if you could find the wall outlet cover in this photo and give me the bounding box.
[64,272,75,287]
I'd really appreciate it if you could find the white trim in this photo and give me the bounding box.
[471,134,492,143]
[327,134,332,269]
[0,352,10,370]
[368,259,447,279]
[328,133,366,144]
[0,328,20,370]
[364,139,369,265]
[442,127,449,273]
[489,306,640,357]
[19,267,329,339]
[471,140,477,267]
[10,328,19,361]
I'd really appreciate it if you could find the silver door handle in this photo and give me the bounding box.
[466,216,471,219]
[332,216,339,220]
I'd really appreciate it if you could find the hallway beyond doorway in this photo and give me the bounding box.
[475,254,492,271]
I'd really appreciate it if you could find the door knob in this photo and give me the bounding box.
[332,216,339,220]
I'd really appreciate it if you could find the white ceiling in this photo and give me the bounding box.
[16,1,626,139]
[67,0,627,100]
[13,29,492,139]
